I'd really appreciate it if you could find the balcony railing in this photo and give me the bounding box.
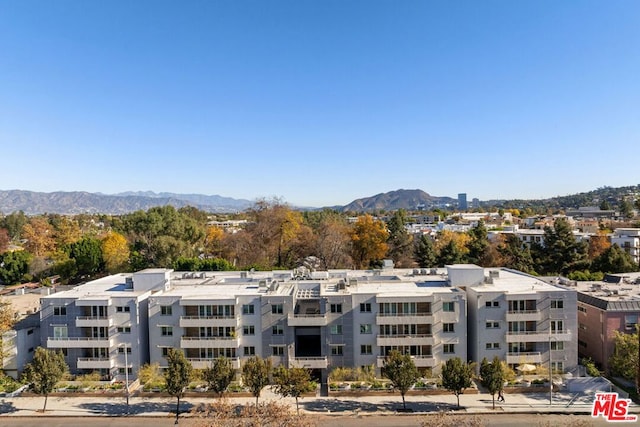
[506,351,542,364]
[290,356,328,369]
[75,316,113,327]
[179,315,238,327]
[376,334,433,346]
[187,357,240,369]
[47,337,111,348]
[377,355,434,368]
[180,336,239,348]
[77,357,113,369]
[287,314,327,326]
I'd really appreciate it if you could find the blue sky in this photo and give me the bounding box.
[1,1,639,207]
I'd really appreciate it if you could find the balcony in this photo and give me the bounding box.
[289,356,328,369]
[377,355,435,368]
[376,334,434,347]
[75,316,113,327]
[506,352,543,364]
[187,357,240,370]
[506,330,573,342]
[180,336,238,348]
[376,313,433,325]
[506,310,542,322]
[287,314,327,327]
[77,357,113,369]
[179,316,238,328]
[47,337,111,348]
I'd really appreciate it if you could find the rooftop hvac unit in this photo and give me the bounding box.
[125,277,134,289]
[338,280,346,290]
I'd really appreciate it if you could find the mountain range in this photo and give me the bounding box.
[0,185,637,215]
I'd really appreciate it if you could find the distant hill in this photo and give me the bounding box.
[0,190,253,215]
[339,189,456,212]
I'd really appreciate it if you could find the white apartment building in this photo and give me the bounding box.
[38,265,578,383]
[611,228,640,264]
[40,269,171,381]
[456,265,578,374]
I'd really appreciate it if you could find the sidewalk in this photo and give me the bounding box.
[2,388,637,418]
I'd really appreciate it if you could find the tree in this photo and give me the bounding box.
[600,200,612,211]
[241,355,271,405]
[0,250,32,285]
[22,217,56,257]
[312,214,352,269]
[165,348,193,424]
[437,239,465,266]
[23,347,68,412]
[0,299,16,366]
[591,244,638,274]
[386,210,414,268]
[479,356,505,409]
[620,198,634,219]
[587,231,611,261]
[532,218,589,275]
[381,350,419,410]
[69,237,104,277]
[271,365,315,415]
[203,226,225,258]
[0,228,9,253]
[441,357,474,409]
[467,221,490,266]
[102,231,130,273]
[497,234,535,274]
[1,211,27,241]
[414,234,437,268]
[350,214,389,269]
[52,216,81,247]
[203,357,236,396]
[608,329,638,381]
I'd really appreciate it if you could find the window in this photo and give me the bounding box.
[360,303,372,313]
[242,304,255,315]
[118,367,133,375]
[551,361,564,373]
[485,301,500,308]
[486,321,500,329]
[331,346,344,356]
[550,300,564,309]
[360,345,372,355]
[272,325,284,335]
[53,326,68,338]
[271,304,283,314]
[117,327,131,334]
[161,347,169,357]
[330,303,342,313]
[161,326,173,336]
[550,320,564,333]
[485,342,500,349]
[443,344,455,354]
[493,301,499,307]
[443,323,455,333]
[28,347,34,353]
[443,302,455,312]
[330,324,343,335]
[27,329,34,335]
[485,301,491,308]
[625,315,638,330]
[272,346,285,356]
[360,324,372,334]
[160,305,172,316]
[118,347,132,354]
[550,341,564,351]
[244,346,256,356]
[116,306,130,313]
[53,306,66,316]
[243,325,255,336]
[578,305,587,314]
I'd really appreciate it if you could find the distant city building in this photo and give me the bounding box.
[611,228,640,264]
[458,193,468,210]
[472,198,480,209]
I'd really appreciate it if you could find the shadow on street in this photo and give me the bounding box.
[301,398,461,413]
[78,401,194,416]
